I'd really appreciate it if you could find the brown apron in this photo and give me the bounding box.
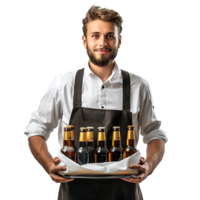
[58,68,143,200]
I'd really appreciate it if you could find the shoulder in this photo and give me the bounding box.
[127,71,150,92]
[126,71,154,101]
[45,70,78,96]
[54,69,78,89]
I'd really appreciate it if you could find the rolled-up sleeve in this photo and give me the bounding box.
[24,75,62,141]
[139,83,168,144]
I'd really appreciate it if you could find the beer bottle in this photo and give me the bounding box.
[95,127,108,163]
[108,126,123,162]
[61,126,76,162]
[123,125,137,159]
[68,125,77,152]
[87,127,95,163]
[76,127,89,165]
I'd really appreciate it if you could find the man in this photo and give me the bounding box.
[25,5,168,200]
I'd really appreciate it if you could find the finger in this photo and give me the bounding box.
[50,173,74,183]
[121,177,145,184]
[55,178,74,183]
[140,158,145,164]
[140,156,145,162]
[133,174,147,183]
[121,178,134,181]
[59,178,74,183]
[120,178,140,184]
[51,179,74,184]
[51,165,67,173]
[134,173,145,181]
[129,165,144,171]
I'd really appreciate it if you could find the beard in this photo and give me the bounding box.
[86,42,118,67]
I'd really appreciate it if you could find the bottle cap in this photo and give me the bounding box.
[68,125,74,128]
[98,127,105,132]
[87,127,94,131]
[98,127,105,129]
[80,127,87,132]
[64,127,71,131]
[113,126,120,130]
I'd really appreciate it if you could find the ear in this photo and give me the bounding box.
[82,35,87,49]
[118,35,124,49]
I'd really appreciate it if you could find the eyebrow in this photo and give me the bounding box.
[90,32,115,35]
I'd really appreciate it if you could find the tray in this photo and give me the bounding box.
[60,174,136,179]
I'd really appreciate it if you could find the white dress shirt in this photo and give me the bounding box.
[24,61,168,147]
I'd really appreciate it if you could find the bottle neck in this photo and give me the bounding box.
[112,140,121,147]
[71,139,75,146]
[87,141,94,147]
[127,139,135,146]
[79,141,87,148]
[97,140,106,147]
[63,140,73,147]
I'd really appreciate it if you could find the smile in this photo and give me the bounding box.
[96,51,109,54]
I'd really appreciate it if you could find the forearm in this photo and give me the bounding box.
[146,139,165,175]
[28,135,53,174]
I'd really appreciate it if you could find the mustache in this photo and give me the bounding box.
[95,48,111,51]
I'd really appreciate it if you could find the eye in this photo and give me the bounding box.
[92,35,114,39]
[92,35,99,38]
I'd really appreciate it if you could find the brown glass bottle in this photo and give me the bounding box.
[68,125,77,152]
[108,126,123,162]
[87,127,95,163]
[76,127,89,165]
[123,125,137,159]
[61,127,76,162]
[95,127,108,163]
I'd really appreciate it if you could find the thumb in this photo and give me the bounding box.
[53,157,61,164]
[139,157,145,164]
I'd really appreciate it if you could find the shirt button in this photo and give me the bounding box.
[101,106,104,109]
[102,85,104,89]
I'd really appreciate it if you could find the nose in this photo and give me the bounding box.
[99,35,108,47]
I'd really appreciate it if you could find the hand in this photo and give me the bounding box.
[120,157,151,183]
[48,157,74,183]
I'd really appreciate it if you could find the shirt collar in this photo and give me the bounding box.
[84,61,121,82]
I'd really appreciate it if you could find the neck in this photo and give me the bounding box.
[88,60,115,83]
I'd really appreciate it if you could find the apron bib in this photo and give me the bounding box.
[58,69,143,200]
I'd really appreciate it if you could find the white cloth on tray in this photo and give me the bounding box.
[57,150,142,176]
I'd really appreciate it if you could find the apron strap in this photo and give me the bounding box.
[121,70,131,111]
[73,68,131,111]
[73,68,84,108]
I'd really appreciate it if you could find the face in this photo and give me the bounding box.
[82,19,122,67]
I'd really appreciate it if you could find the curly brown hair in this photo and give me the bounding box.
[82,5,123,38]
